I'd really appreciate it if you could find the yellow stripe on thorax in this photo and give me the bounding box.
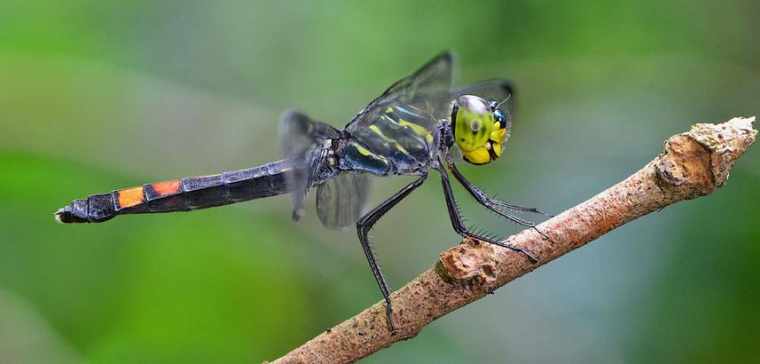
[353,142,380,158]
[397,119,434,144]
[368,125,411,155]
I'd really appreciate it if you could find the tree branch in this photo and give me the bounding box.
[271,116,757,364]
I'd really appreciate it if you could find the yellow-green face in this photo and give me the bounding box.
[452,95,510,165]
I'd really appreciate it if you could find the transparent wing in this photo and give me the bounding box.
[346,51,455,132]
[280,110,341,157]
[279,110,340,220]
[316,173,371,229]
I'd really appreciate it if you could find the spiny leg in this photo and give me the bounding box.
[356,174,427,333]
[447,160,554,243]
[448,160,548,215]
[437,166,539,263]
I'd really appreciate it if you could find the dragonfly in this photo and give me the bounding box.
[55,51,548,331]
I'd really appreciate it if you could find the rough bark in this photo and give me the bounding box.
[270,116,757,364]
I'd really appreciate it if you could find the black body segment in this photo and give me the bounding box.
[55,193,116,223]
[55,160,295,223]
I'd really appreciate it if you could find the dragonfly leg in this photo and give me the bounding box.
[447,161,554,243]
[448,161,550,216]
[356,174,427,333]
[437,166,539,263]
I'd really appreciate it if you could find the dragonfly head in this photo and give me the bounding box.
[451,95,511,165]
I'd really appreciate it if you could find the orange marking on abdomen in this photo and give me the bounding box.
[118,186,145,208]
[152,179,181,197]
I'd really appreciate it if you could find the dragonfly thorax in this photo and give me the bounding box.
[451,95,511,165]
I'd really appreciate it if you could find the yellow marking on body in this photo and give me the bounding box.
[492,142,503,157]
[351,143,388,162]
[463,147,491,165]
[354,143,373,156]
[398,119,434,144]
[118,186,144,208]
[368,125,390,141]
[368,125,411,155]
[490,126,506,143]
[152,179,181,197]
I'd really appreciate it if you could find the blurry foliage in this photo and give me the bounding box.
[0,1,758,363]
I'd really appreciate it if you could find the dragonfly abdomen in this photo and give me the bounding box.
[55,160,294,223]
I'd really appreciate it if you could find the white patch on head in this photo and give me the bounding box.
[458,95,489,114]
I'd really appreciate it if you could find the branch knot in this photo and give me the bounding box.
[655,116,756,199]
[438,238,499,285]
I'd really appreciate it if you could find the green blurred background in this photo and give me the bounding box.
[1,1,758,363]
